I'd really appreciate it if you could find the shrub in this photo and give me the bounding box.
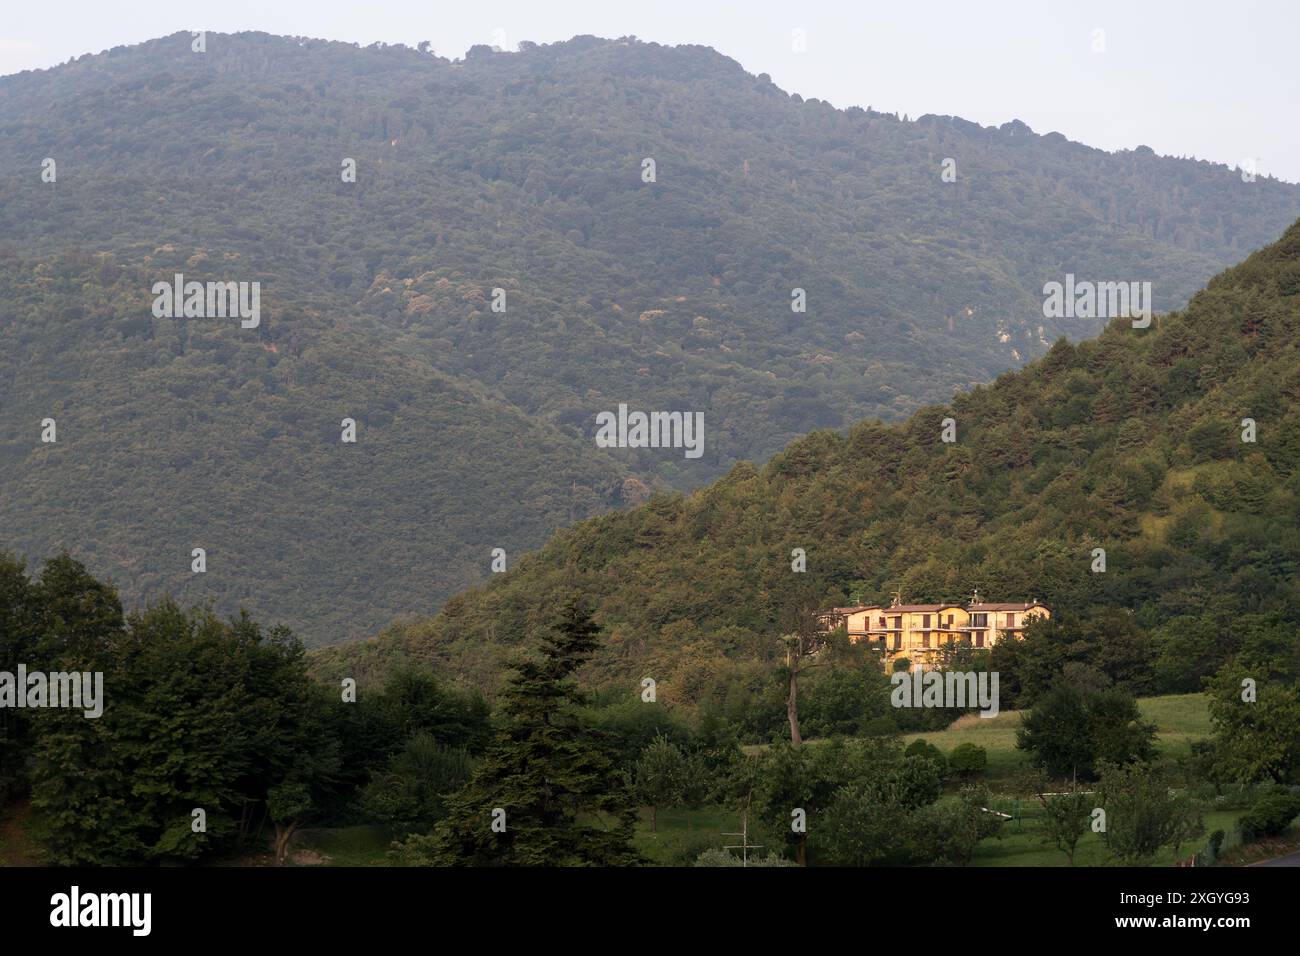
[908,787,1003,866]
[949,743,988,778]
[1209,829,1226,856]
[694,848,797,867]
[1017,685,1156,780]
[905,739,949,777]
[1098,761,1203,865]
[1239,792,1300,841]
[669,833,722,866]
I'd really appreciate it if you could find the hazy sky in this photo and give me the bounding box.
[4,0,1296,182]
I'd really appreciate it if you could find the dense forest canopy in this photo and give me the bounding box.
[3,31,1298,644]
[314,219,1300,706]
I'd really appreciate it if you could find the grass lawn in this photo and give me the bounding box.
[967,804,1240,867]
[751,694,1209,770]
[897,692,1211,789]
[902,710,1025,783]
[633,805,778,866]
[747,694,1212,790]
[630,801,1245,868]
[1137,693,1213,760]
[637,801,1246,868]
[290,825,396,866]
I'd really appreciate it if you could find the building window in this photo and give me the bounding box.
[922,614,931,628]
[1006,613,1016,627]
[975,631,985,648]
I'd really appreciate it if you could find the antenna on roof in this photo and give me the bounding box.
[890,589,902,608]
[969,587,981,606]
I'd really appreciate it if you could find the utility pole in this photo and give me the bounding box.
[723,792,763,867]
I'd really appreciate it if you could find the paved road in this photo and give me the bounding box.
[1251,850,1300,867]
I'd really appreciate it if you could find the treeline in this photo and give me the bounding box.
[0,552,491,865]
[5,553,1298,867]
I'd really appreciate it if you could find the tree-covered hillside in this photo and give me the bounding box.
[0,251,628,641]
[313,220,1300,697]
[3,31,1298,643]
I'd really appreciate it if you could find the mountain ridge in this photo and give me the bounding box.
[4,31,1299,644]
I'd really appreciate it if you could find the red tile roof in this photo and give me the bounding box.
[877,604,965,613]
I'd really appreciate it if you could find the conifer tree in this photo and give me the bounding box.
[396,597,641,866]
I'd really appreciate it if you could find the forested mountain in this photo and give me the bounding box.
[3,31,1298,643]
[0,252,627,641]
[313,220,1300,700]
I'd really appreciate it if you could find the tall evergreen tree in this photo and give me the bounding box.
[396,597,641,866]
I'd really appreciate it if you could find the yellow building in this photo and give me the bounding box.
[966,601,1051,646]
[820,596,1050,670]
